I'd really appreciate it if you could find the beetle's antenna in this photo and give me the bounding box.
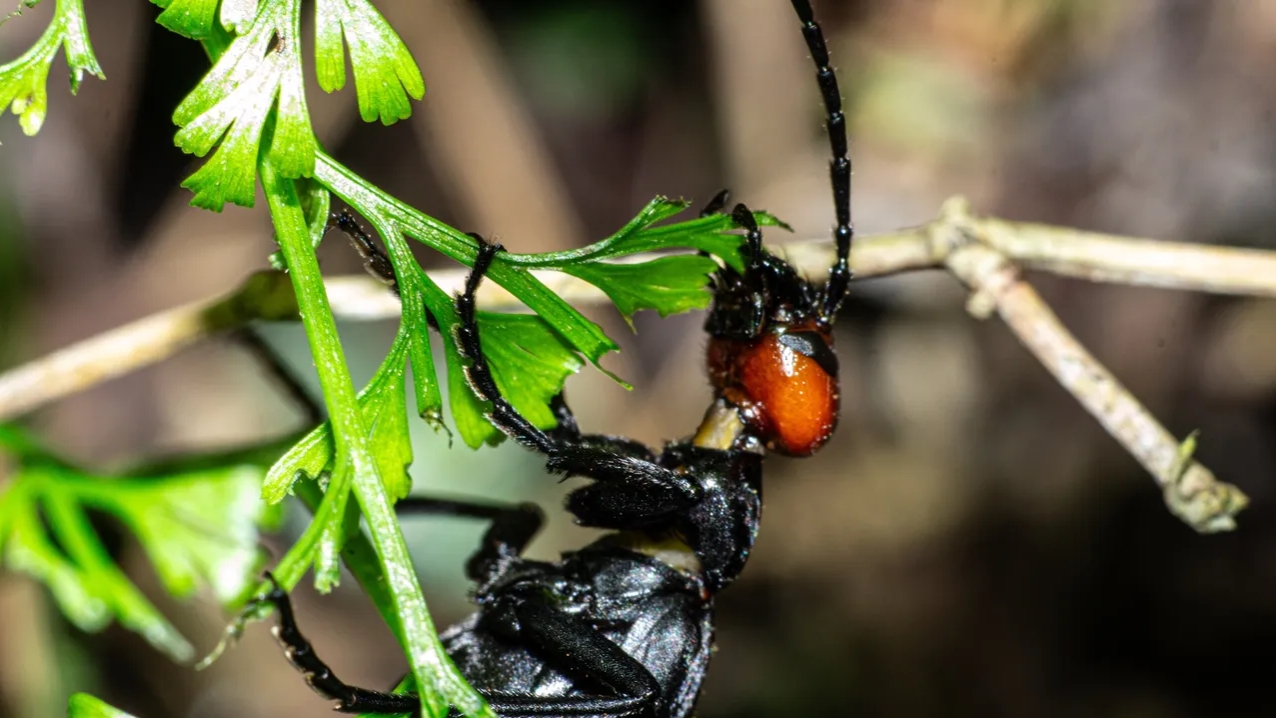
[791,0,853,318]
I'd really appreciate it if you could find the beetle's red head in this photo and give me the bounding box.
[706,323,838,456]
[703,205,840,457]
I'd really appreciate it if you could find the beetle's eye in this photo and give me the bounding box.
[777,331,838,378]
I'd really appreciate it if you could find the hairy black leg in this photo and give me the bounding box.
[730,204,764,275]
[257,574,420,715]
[790,0,853,317]
[498,597,661,717]
[454,236,703,528]
[707,204,768,338]
[561,452,703,527]
[699,188,730,217]
[454,236,558,454]
[396,496,543,584]
[548,393,582,438]
[328,209,399,294]
[547,394,659,461]
[481,693,651,718]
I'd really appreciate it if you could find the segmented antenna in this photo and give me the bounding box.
[791,0,853,317]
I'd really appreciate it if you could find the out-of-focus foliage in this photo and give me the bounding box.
[0,425,280,663]
[67,692,140,718]
[0,0,101,135]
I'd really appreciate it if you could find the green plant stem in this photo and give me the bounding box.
[293,480,404,639]
[260,160,491,718]
[314,151,617,364]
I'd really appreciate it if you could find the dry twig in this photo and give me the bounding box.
[0,197,1258,531]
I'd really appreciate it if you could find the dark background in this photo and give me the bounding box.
[2,1,1275,717]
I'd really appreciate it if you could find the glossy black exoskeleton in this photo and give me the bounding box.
[260,1,853,716]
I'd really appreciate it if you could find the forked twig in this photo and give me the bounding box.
[933,199,1247,533]
[0,197,1259,531]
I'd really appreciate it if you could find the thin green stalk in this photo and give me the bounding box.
[293,480,404,641]
[260,160,492,718]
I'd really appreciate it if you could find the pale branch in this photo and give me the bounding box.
[980,218,1276,297]
[0,197,1262,531]
[934,198,1247,533]
[0,271,300,422]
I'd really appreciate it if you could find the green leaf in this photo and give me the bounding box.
[359,337,414,502]
[591,197,697,254]
[58,0,102,94]
[262,340,413,502]
[173,0,316,210]
[0,40,56,135]
[68,693,139,718]
[505,198,745,267]
[373,221,446,430]
[1,432,280,661]
[0,0,103,135]
[258,333,414,589]
[423,301,585,449]
[46,486,196,660]
[477,311,584,429]
[314,154,613,446]
[172,2,277,124]
[307,156,787,449]
[407,319,445,429]
[105,465,271,605]
[416,278,504,449]
[445,338,498,449]
[262,422,333,503]
[313,456,353,591]
[5,480,111,633]
[176,54,284,210]
[270,58,317,177]
[220,0,260,34]
[313,0,425,123]
[482,260,618,367]
[154,0,221,40]
[199,15,236,62]
[561,255,721,325]
[3,466,264,663]
[313,0,347,92]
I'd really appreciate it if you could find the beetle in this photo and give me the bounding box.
[259,1,852,715]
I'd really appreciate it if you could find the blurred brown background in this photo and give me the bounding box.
[2,0,1276,716]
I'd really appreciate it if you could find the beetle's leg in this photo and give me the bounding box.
[482,692,652,718]
[327,209,400,294]
[452,236,559,454]
[486,596,662,718]
[395,497,543,584]
[699,188,730,217]
[546,393,660,460]
[731,204,765,277]
[453,238,655,461]
[703,205,768,341]
[257,574,421,715]
[454,236,704,529]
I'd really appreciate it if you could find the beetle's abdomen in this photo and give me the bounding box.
[707,330,838,456]
[442,549,712,718]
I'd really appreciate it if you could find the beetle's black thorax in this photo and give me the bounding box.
[652,442,762,594]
